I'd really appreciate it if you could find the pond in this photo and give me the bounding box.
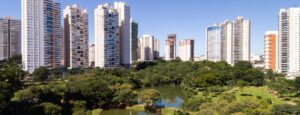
[101,86,187,115]
[143,86,187,108]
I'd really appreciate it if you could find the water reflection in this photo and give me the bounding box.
[101,86,186,115]
[139,86,187,108]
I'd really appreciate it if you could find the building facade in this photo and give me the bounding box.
[287,8,300,74]
[206,25,222,62]
[154,38,160,59]
[22,0,63,73]
[0,17,21,60]
[94,4,119,68]
[233,16,250,63]
[139,35,159,61]
[63,4,89,69]
[278,9,289,73]
[179,39,194,61]
[206,17,250,65]
[89,43,95,67]
[221,21,234,64]
[115,2,131,67]
[277,8,300,78]
[130,19,138,62]
[165,34,176,60]
[264,31,278,71]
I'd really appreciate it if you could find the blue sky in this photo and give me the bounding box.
[2,0,299,56]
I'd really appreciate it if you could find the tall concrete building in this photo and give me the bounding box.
[287,8,300,74]
[221,21,234,64]
[264,31,278,71]
[137,39,141,60]
[154,39,160,59]
[206,25,222,62]
[0,17,21,61]
[233,16,250,63]
[277,9,289,73]
[94,4,119,68]
[165,34,176,60]
[130,18,138,62]
[22,0,63,73]
[139,35,159,61]
[179,39,194,61]
[278,8,300,78]
[278,9,289,73]
[115,2,131,67]
[63,4,89,69]
[206,17,250,65]
[89,43,95,67]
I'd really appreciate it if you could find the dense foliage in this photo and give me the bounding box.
[0,56,23,113]
[32,67,49,81]
[0,59,299,114]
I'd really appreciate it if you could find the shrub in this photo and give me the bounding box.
[240,93,253,96]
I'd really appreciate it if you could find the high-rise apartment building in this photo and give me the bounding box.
[221,21,234,64]
[278,8,300,77]
[130,19,138,62]
[63,4,89,69]
[137,40,141,60]
[206,25,222,62]
[94,4,120,68]
[22,0,63,73]
[278,9,289,73]
[233,16,250,63]
[89,43,95,67]
[206,17,250,65]
[287,8,300,74]
[179,39,194,61]
[0,17,21,60]
[165,34,176,60]
[154,39,160,59]
[264,31,278,71]
[139,35,159,61]
[115,2,131,67]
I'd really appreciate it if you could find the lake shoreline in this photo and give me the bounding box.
[100,86,187,115]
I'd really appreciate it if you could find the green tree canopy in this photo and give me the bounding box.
[139,89,161,105]
[32,67,49,81]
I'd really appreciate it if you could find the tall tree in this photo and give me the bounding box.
[32,67,49,81]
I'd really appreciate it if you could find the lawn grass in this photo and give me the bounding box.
[161,108,177,115]
[194,86,285,106]
[126,105,178,115]
[234,86,284,105]
[126,105,145,111]
[92,109,103,115]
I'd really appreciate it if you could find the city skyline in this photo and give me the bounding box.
[2,0,299,56]
[1,1,300,114]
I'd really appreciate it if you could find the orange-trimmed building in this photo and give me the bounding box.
[264,31,278,71]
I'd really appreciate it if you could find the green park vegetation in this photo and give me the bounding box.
[0,57,300,115]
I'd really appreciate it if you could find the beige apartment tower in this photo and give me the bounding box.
[63,4,89,69]
[89,43,95,67]
[115,2,131,67]
[0,17,21,61]
[179,39,194,61]
[139,35,159,61]
[94,4,120,68]
[165,34,176,60]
